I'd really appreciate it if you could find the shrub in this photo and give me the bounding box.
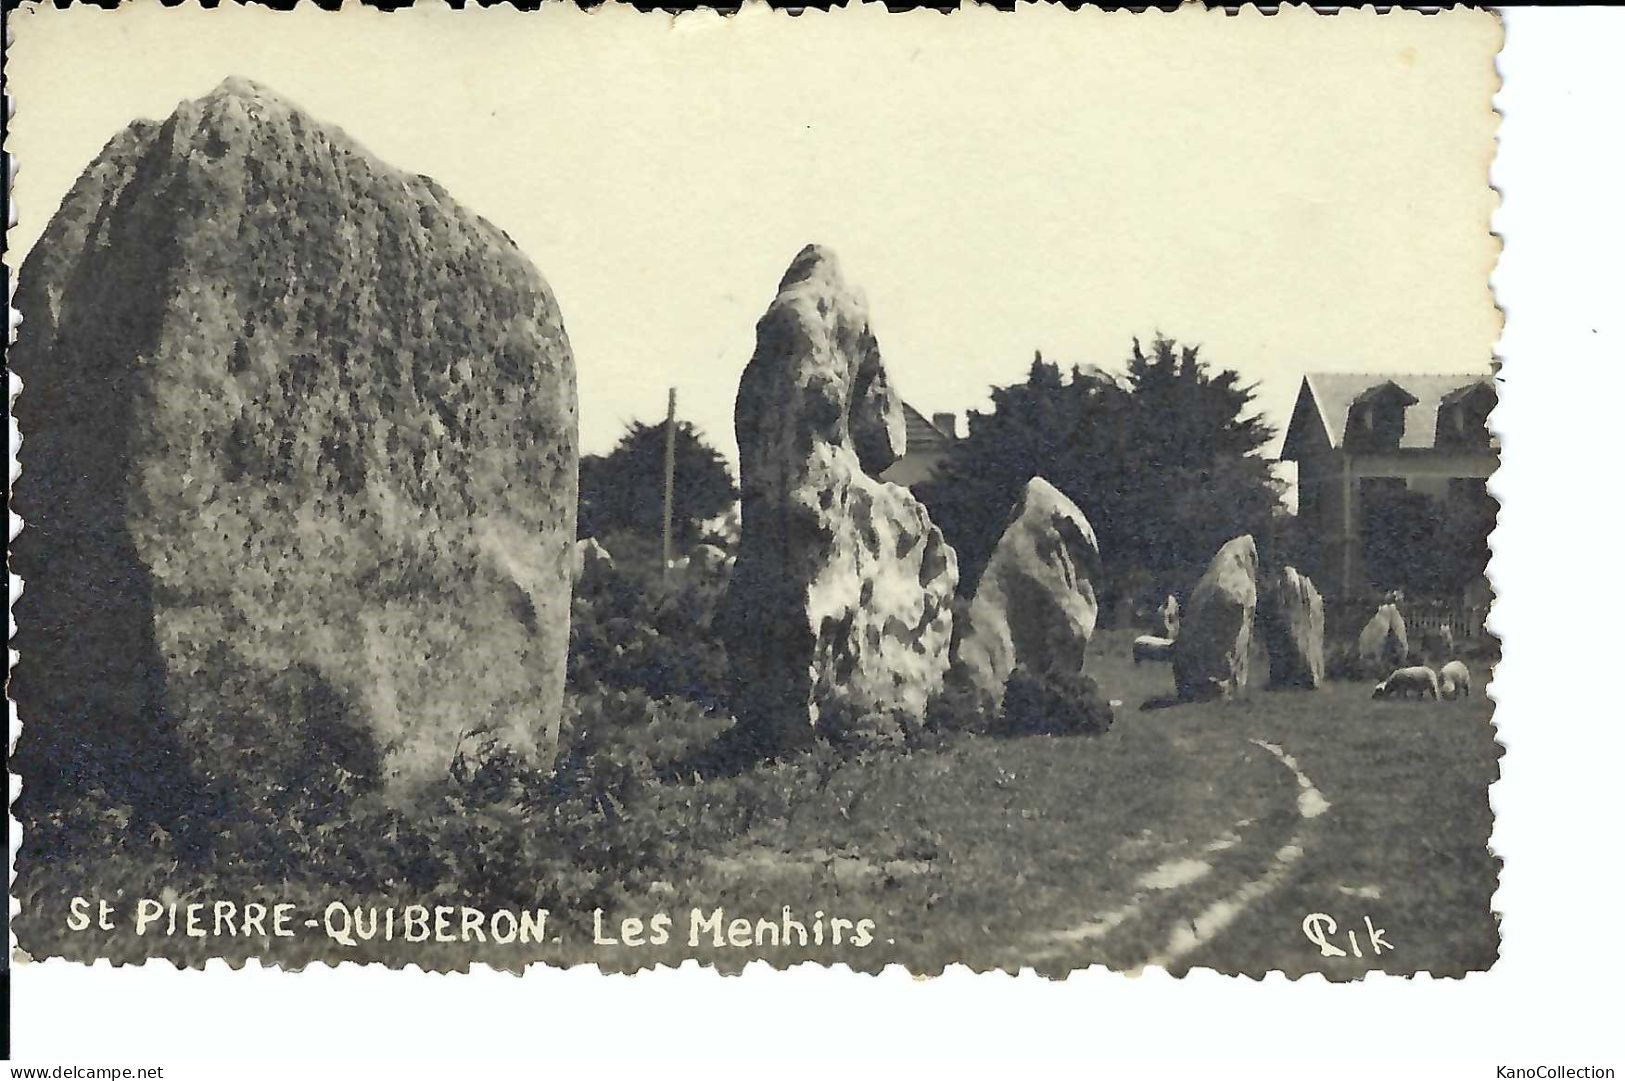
[821,704,912,753]
[549,687,734,801]
[925,672,998,735]
[567,558,732,709]
[491,688,736,906]
[1325,640,1404,682]
[272,689,732,911]
[1415,625,1457,663]
[996,665,1115,737]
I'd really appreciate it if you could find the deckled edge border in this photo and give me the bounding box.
[4,0,1506,985]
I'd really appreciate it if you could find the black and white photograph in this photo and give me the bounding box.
[9,2,1622,1073]
[5,0,1505,977]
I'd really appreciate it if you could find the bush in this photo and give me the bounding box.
[549,687,734,800]
[1325,642,1356,682]
[1415,625,1457,663]
[278,689,730,911]
[1327,641,1386,682]
[996,665,1115,737]
[567,556,732,709]
[821,704,912,753]
[491,688,736,907]
[925,672,998,735]
[22,684,740,919]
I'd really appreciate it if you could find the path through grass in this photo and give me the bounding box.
[14,631,1499,976]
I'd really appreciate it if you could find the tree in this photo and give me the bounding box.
[1361,486,1441,596]
[579,419,738,556]
[1364,480,1495,597]
[917,337,1281,614]
[1436,481,1496,594]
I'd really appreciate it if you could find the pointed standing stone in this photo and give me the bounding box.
[723,245,957,750]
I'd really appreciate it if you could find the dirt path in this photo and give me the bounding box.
[1013,736,1331,973]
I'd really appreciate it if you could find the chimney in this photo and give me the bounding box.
[931,412,959,440]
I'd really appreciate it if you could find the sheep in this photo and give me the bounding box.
[1372,665,1441,701]
[1439,659,1473,700]
[1133,634,1176,664]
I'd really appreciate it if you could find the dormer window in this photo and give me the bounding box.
[1344,380,1418,451]
[1436,380,1495,450]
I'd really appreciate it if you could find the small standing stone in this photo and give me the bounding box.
[1358,603,1410,675]
[953,477,1102,703]
[1259,566,1326,689]
[1173,535,1259,701]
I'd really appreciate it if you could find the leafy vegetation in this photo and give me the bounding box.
[565,548,733,710]
[578,418,738,551]
[918,338,1282,607]
[997,666,1115,737]
[1362,481,1497,597]
[15,629,1499,978]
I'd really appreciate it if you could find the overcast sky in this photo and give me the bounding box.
[8,3,1501,464]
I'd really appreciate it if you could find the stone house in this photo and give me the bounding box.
[1280,371,1497,599]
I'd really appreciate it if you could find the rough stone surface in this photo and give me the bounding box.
[953,478,1101,702]
[1259,566,1326,689]
[722,245,957,749]
[1358,604,1410,675]
[11,79,577,807]
[1173,535,1259,701]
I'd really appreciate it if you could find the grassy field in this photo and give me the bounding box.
[580,629,1500,976]
[13,629,1499,977]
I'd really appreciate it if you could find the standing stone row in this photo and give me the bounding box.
[16,66,1343,818]
[722,247,1111,747]
[1173,535,1326,700]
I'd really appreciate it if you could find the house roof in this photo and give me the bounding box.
[1440,380,1496,409]
[1282,371,1497,458]
[898,402,953,455]
[880,403,955,487]
[1350,380,1419,410]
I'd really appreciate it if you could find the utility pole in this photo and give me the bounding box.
[661,387,677,576]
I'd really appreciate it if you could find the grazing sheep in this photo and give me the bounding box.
[1372,665,1441,701]
[1133,634,1176,664]
[1439,659,1473,700]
